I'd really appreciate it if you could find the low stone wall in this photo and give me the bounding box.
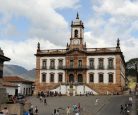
[0,103,23,115]
[0,87,8,104]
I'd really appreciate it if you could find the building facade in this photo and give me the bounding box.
[34,14,126,95]
[3,76,33,96]
[0,48,10,104]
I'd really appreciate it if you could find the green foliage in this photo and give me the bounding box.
[126,58,138,76]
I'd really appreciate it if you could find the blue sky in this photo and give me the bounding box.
[0,0,138,69]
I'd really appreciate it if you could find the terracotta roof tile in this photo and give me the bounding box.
[2,82,18,87]
[3,76,34,83]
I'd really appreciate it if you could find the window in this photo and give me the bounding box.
[74,30,78,37]
[42,59,47,69]
[42,73,46,82]
[78,60,82,67]
[58,59,63,69]
[78,74,83,82]
[50,73,54,82]
[109,74,113,83]
[58,73,63,82]
[70,60,74,68]
[50,59,55,69]
[108,58,114,69]
[89,74,94,82]
[69,74,74,82]
[98,58,104,69]
[89,58,94,69]
[99,73,103,83]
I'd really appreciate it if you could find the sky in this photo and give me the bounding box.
[0,0,138,70]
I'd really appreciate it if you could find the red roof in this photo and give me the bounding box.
[3,76,34,84]
[2,82,18,87]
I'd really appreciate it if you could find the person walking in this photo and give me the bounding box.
[124,104,128,114]
[77,103,80,112]
[120,105,123,114]
[44,98,47,105]
[2,107,9,115]
[66,106,71,115]
[52,109,57,115]
[34,106,38,115]
[95,98,99,105]
[129,97,133,107]
[39,96,43,102]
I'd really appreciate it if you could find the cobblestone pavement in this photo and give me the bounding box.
[27,95,130,115]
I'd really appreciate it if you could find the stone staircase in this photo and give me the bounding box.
[37,83,60,92]
[85,83,122,95]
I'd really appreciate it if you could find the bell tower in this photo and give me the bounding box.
[68,13,85,50]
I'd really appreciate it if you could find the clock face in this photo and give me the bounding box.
[73,39,80,45]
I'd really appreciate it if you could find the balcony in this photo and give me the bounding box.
[107,65,114,70]
[49,66,55,69]
[89,66,95,70]
[63,65,88,70]
[58,66,64,69]
[98,65,104,70]
[41,66,47,70]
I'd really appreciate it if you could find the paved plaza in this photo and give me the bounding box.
[27,95,131,115]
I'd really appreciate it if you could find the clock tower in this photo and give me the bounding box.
[68,13,85,50]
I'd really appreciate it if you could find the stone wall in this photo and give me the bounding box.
[0,87,8,104]
[0,103,23,115]
[86,83,122,94]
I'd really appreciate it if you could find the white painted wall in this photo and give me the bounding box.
[40,56,66,83]
[14,83,32,95]
[40,56,65,69]
[87,55,116,84]
[6,87,16,95]
[87,55,116,69]
[40,70,65,83]
[86,70,116,84]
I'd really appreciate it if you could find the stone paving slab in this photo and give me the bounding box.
[27,96,112,115]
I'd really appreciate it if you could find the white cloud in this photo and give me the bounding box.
[0,0,79,44]
[92,0,138,17]
[85,0,138,61]
[0,0,80,69]
[0,38,63,70]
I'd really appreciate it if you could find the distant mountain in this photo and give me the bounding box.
[20,69,35,81]
[3,64,35,81]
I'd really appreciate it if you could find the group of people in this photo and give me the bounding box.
[120,97,133,114]
[38,91,62,98]
[0,107,9,115]
[120,104,130,114]
[51,103,81,115]
[67,103,80,115]
[24,105,38,115]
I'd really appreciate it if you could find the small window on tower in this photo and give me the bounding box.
[74,30,78,37]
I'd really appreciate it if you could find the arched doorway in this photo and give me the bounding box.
[78,74,83,83]
[69,74,74,82]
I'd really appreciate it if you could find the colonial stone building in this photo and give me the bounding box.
[0,48,10,104]
[34,14,126,95]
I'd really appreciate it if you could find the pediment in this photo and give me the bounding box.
[66,48,87,56]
